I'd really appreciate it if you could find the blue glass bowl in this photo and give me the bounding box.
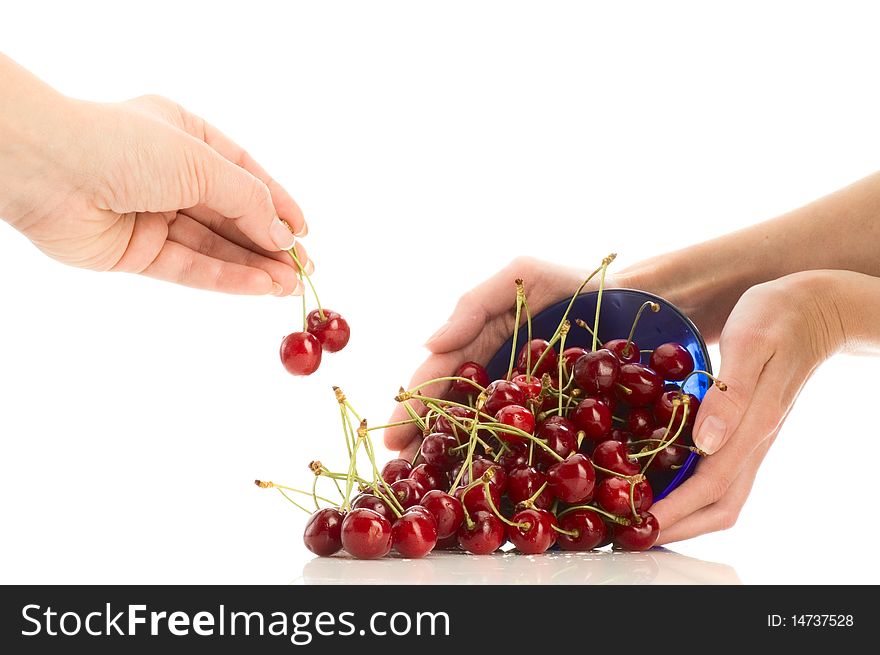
[485,288,711,501]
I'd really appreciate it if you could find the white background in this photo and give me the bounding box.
[1,1,878,584]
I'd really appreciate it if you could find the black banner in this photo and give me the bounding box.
[0,585,868,652]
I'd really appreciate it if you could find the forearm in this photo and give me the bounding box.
[619,173,880,342]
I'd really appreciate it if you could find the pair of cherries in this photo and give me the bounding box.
[280,308,351,375]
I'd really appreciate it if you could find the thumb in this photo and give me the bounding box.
[186,138,295,252]
[692,329,769,455]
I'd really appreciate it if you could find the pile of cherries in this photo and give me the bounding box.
[261,256,725,559]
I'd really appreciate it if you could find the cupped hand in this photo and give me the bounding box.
[3,91,310,295]
[383,257,613,459]
[652,270,851,544]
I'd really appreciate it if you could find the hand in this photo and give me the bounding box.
[383,257,610,459]
[652,270,853,544]
[1,75,310,295]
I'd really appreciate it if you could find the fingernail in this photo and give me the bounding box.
[290,279,304,296]
[304,259,315,275]
[270,217,296,250]
[695,415,726,454]
[270,282,284,296]
[425,322,451,346]
[295,221,308,237]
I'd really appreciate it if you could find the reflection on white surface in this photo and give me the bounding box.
[296,547,740,585]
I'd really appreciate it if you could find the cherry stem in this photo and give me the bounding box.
[275,488,312,514]
[574,318,600,343]
[592,464,644,482]
[557,321,570,416]
[522,283,533,373]
[628,478,638,519]
[300,279,307,331]
[364,418,419,432]
[447,397,485,493]
[408,376,487,395]
[551,524,579,537]
[556,504,631,525]
[623,301,660,359]
[288,247,324,321]
[553,254,616,356]
[591,255,615,352]
[680,369,728,392]
[358,419,405,514]
[507,280,526,380]
[525,480,549,506]
[636,402,690,472]
[483,483,527,529]
[528,329,563,378]
[615,383,633,395]
[254,481,338,506]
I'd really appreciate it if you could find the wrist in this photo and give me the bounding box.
[0,55,90,230]
[824,270,880,355]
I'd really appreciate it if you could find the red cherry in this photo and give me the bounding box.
[280,332,322,375]
[592,440,640,476]
[457,511,505,554]
[460,458,507,494]
[452,361,490,394]
[390,479,425,509]
[573,349,620,393]
[306,308,350,352]
[604,338,641,364]
[596,476,651,516]
[381,458,413,484]
[303,507,344,557]
[649,342,694,381]
[562,347,589,373]
[340,508,393,559]
[433,406,476,440]
[605,428,633,445]
[512,374,542,401]
[507,508,557,554]
[571,398,612,440]
[613,512,660,551]
[494,404,535,445]
[420,490,465,539]
[420,433,460,470]
[556,509,607,551]
[616,364,663,406]
[410,463,446,491]
[392,509,438,558]
[547,453,596,503]
[517,339,558,376]
[654,391,699,428]
[506,466,554,509]
[485,380,526,416]
[649,440,688,471]
[625,407,656,437]
[455,482,501,515]
[351,493,393,521]
[536,416,578,465]
[498,443,530,473]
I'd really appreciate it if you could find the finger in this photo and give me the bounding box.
[425,257,598,354]
[383,351,467,452]
[692,327,772,455]
[657,437,773,545]
[185,137,296,252]
[650,355,788,532]
[140,240,279,295]
[178,111,307,237]
[400,440,422,463]
[167,213,303,295]
[183,206,315,276]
